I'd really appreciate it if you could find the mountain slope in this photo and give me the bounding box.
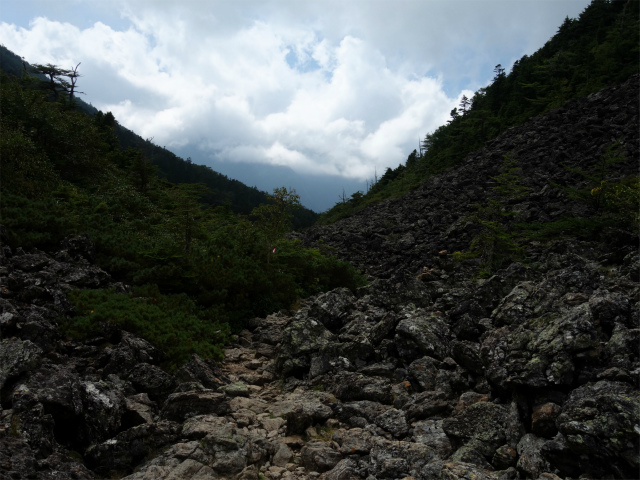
[1,73,637,480]
[320,0,639,224]
[303,74,639,280]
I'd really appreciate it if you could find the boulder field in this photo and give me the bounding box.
[1,75,638,479]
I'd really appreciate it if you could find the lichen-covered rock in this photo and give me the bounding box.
[85,421,182,477]
[481,302,603,389]
[368,438,438,478]
[443,401,510,457]
[307,288,356,331]
[531,402,561,438]
[374,407,409,438]
[0,437,98,480]
[394,309,451,361]
[420,460,513,480]
[267,391,333,434]
[492,444,517,470]
[449,440,495,470]
[160,390,229,421]
[276,312,336,376]
[174,353,227,390]
[412,419,453,459]
[101,331,163,375]
[221,381,250,397]
[123,393,156,426]
[300,440,343,472]
[272,442,293,466]
[408,356,441,391]
[80,378,127,443]
[328,371,394,404]
[604,323,639,372]
[127,362,177,402]
[588,289,633,331]
[404,390,452,421]
[516,433,551,479]
[0,338,42,390]
[198,419,272,475]
[309,339,376,378]
[332,427,374,455]
[323,458,359,480]
[10,385,56,458]
[121,441,215,480]
[555,380,640,478]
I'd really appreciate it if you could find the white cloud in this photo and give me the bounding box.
[0,0,592,207]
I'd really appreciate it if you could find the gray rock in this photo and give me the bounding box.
[394,310,450,361]
[268,391,334,435]
[323,458,359,480]
[443,401,509,456]
[127,362,177,402]
[0,338,42,390]
[221,381,250,397]
[531,402,561,438]
[85,421,182,477]
[301,441,343,472]
[369,438,437,478]
[374,407,408,438]
[332,427,374,455]
[516,433,550,479]
[408,356,441,391]
[307,288,356,331]
[329,372,394,404]
[492,444,517,470]
[404,390,452,421]
[161,390,229,421]
[555,380,640,478]
[272,442,293,467]
[481,302,603,389]
[450,441,495,470]
[174,353,227,389]
[123,393,156,426]
[277,313,336,376]
[412,419,453,459]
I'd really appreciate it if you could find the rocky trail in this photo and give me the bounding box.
[1,76,639,479]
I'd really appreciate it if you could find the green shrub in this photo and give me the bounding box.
[461,155,529,273]
[64,286,229,370]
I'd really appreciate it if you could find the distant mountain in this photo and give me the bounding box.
[113,123,318,227]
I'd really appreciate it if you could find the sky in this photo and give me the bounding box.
[0,0,591,212]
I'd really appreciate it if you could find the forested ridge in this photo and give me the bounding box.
[320,0,639,224]
[0,45,319,227]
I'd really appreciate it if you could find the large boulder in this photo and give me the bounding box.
[276,311,336,377]
[481,303,603,389]
[0,338,42,391]
[267,391,334,435]
[555,380,640,479]
[443,401,520,458]
[394,309,451,361]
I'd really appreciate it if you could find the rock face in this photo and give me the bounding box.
[1,76,638,479]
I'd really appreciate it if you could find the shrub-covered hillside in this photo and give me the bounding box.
[0,70,364,368]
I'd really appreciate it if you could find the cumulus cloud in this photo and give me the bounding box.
[0,0,591,208]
